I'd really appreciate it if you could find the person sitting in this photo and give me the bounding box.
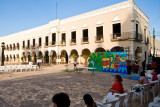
[138,72,149,84]
[52,92,70,107]
[108,75,124,95]
[83,94,97,107]
[151,70,158,81]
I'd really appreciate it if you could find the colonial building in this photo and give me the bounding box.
[0,0,149,66]
[149,36,160,57]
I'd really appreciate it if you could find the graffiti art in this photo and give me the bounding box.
[89,52,127,74]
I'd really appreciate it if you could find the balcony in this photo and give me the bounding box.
[26,46,30,49]
[31,45,36,49]
[44,43,49,48]
[95,35,104,43]
[110,32,143,42]
[49,41,56,47]
[21,46,25,50]
[145,37,149,44]
[60,40,66,46]
[70,39,76,45]
[81,37,89,44]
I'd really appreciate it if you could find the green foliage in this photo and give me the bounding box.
[21,57,23,61]
[28,55,31,62]
[70,54,77,59]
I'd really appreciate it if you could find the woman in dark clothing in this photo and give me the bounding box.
[83,94,97,107]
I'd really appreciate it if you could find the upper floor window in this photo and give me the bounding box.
[33,39,35,47]
[27,40,30,48]
[39,38,41,47]
[113,23,121,39]
[144,29,146,42]
[96,26,103,41]
[71,31,76,43]
[45,36,48,46]
[23,41,25,48]
[52,33,56,45]
[62,33,66,44]
[83,29,88,42]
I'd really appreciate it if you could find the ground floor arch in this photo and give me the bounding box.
[95,47,106,52]
[81,48,91,64]
[27,52,31,62]
[44,51,49,63]
[16,54,19,62]
[70,49,79,63]
[32,52,37,63]
[6,55,9,62]
[110,46,124,52]
[60,50,68,64]
[50,50,57,64]
[21,52,26,62]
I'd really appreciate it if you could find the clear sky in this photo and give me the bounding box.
[0,0,160,39]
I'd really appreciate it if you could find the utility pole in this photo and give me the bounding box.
[153,28,155,57]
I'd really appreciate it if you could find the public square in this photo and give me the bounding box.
[0,65,153,107]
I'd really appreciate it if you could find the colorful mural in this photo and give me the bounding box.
[89,52,127,74]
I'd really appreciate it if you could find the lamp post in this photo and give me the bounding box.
[1,42,5,66]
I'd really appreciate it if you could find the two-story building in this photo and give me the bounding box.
[0,0,149,67]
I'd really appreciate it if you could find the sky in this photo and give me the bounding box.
[0,0,160,39]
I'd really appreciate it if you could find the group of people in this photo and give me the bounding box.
[51,70,159,107]
[51,75,124,107]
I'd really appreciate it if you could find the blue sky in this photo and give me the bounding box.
[0,0,160,39]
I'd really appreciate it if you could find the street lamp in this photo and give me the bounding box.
[1,42,5,66]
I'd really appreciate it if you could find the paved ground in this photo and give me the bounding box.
[0,65,155,107]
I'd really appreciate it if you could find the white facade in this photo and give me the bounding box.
[0,0,149,66]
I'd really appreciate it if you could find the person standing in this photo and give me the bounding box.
[74,59,77,70]
[142,60,146,72]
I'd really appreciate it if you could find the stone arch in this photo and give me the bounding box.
[60,50,68,64]
[110,46,124,52]
[10,54,12,61]
[13,54,16,62]
[37,51,43,59]
[6,55,9,62]
[94,47,106,52]
[81,48,91,64]
[70,49,79,63]
[44,51,49,63]
[16,54,19,62]
[27,52,31,62]
[50,50,57,64]
[22,52,26,62]
[32,52,37,63]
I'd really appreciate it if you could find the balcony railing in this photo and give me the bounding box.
[49,41,56,47]
[21,46,25,50]
[44,43,49,48]
[110,32,143,41]
[95,35,104,43]
[61,40,66,46]
[81,37,89,44]
[70,39,76,45]
[31,45,36,49]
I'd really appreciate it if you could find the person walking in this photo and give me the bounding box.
[74,59,77,70]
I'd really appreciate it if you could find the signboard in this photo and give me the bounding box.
[37,59,42,63]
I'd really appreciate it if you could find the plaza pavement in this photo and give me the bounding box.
[0,65,153,107]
